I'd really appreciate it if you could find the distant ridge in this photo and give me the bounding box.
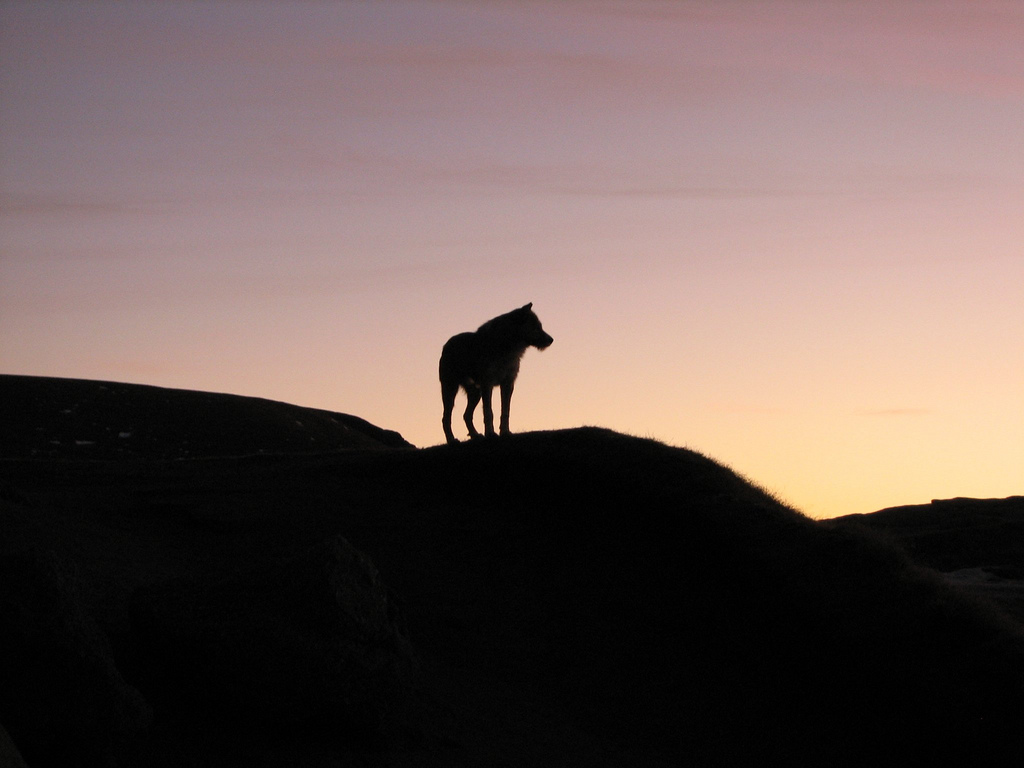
[834,496,1024,573]
[0,374,413,459]
[833,496,1024,626]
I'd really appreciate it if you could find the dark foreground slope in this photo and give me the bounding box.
[2,384,1024,766]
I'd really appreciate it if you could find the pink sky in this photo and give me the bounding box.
[2,1,1022,517]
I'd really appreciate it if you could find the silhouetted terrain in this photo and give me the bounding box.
[835,497,1024,625]
[2,377,1023,767]
[0,374,411,460]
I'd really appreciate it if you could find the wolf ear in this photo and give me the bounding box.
[521,302,533,312]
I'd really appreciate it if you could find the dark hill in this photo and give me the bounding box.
[2,381,1023,767]
[835,496,1024,574]
[0,374,412,459]
[834,497,1024,625]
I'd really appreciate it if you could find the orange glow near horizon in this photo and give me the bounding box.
[2,1,1022,518]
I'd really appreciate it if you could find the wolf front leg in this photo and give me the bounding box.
[499,380,514,435]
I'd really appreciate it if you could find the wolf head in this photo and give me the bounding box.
[517,303,554,350]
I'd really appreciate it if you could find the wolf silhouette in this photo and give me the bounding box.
[439,303,553,444]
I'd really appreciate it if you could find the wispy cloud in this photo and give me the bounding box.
[859,408,934,417]
[0,193,164,217]
[320,152,810,201]
[709,402,790,416]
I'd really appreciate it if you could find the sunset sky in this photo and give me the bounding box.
[2,1,1021,518]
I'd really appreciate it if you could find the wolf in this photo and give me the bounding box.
[439,303,553,444]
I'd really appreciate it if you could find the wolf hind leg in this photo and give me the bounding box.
[463,387,482,439]
[441,379,459,444]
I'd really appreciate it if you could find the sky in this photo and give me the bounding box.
[2,0,1021,518]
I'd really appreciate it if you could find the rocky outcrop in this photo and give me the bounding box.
[0,723,29,768]
[131,535,422,745]
[0,550,151,768]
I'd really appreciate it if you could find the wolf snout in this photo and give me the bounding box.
[537,333,554,349]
